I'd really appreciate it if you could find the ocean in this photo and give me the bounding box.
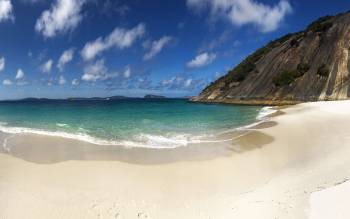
[0,99,274,149]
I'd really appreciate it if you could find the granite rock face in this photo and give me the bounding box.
[192,12,350,105]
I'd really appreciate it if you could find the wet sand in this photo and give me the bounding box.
[1,101,350,218]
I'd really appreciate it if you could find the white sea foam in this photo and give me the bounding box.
[56,123,69,127]
[218,106,277,135]
[135,133,206,147]
[0,106,277,149]
[256,106,278,121]
[0,124,218,149]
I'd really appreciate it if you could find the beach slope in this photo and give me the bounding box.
[1,101,350,218]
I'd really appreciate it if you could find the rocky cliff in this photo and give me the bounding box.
[192,11,350,105]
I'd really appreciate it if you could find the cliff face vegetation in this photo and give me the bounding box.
[192,12,350,105]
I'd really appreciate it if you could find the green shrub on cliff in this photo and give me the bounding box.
[229,62,256,82]
[307,15,334,33]
[275,33,294,45]
[273,70,299,87]
[225,15,332,84]
[226,32,303,83]
[290,39,299,47]
[317,64,330,77]
[273,62,310,87]
[297,63,310,75]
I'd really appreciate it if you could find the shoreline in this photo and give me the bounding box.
[0,119,276,165]
[1,101,350,218]
[0,105,277,151]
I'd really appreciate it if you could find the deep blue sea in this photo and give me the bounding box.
[0,99,272,148]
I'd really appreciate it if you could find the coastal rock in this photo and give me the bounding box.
[192,11,350,105]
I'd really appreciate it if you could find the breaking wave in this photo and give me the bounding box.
[0,106,277,149]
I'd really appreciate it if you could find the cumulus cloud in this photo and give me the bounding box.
[82,59,108,82]
[58,75,66,85]
[123,66,131,78]
[72,78,79,86]
[2,79,12,85]
[184,78,192,87]
[0,0,13,22]
[15,68,28,85]
[0,57,5,72]
[35,0,86,38]
[41,59,53,73]
[15,68,24,80]
[187,52,216,68]
[160,77,176,87]
[81,23,145,61]
[143,36,173,60]
[159,75,204,91]
[187,0,292,33]
[57,48,74,71]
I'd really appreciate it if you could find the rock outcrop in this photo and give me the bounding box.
[192,11,350,105]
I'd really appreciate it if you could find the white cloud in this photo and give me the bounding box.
[2,79,12,85]
[58,75,66,85]
[15,67,27,85]
[41,59,53,73]
[123,66,131,78]
[15,68,24,80]
[184,78,192,87]
[187,52,216,68]
[159,76,199,91]
[0,57,5,72]
[57,48,74,71]
[161,77,176,86]
[72,78,79,86]
[35,0,86,38]
[81,23,145,61]
[0,0,13,22]
[187,0,292,33]
[143,36,173,60]
[82,59,108,82]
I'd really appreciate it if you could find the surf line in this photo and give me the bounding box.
[2,134,16,153]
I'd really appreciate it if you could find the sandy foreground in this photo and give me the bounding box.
[1,101,350,218]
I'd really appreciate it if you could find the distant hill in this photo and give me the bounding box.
[20,98,52,101]
[144,95,166,99]
[1,95,176,102]
[68,96,130,101]
[192,11,350,105]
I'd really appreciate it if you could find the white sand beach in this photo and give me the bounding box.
[1,100,350,218]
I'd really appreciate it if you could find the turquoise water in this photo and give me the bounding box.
[0,99,266,148]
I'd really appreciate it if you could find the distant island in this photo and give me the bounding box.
[68,96,131,101]
[144,95,166,99]
[8,96,133,101]
[0,95,192,102]
[192,11,350,105]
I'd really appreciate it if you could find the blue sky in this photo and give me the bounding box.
[0,0,349,99]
